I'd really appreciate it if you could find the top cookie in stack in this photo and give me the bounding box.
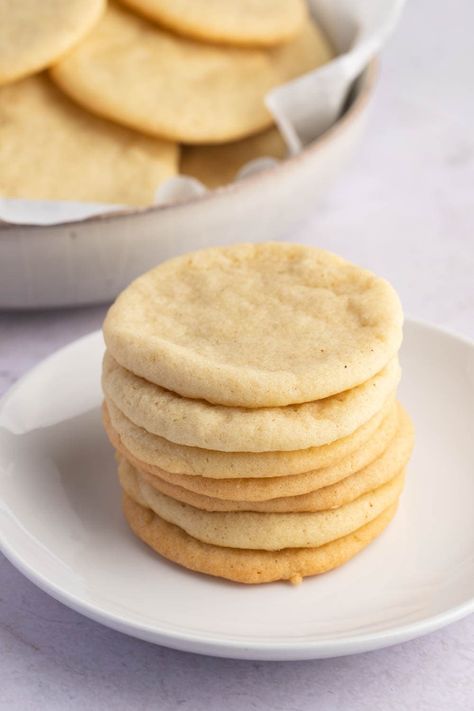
[102,243,412,584]
[104,242,402,407]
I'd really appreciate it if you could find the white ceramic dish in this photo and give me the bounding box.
[0,64,376,309]
[0,318,473,660]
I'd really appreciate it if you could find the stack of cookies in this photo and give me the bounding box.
[1,0,333,204]
[102,242,414,584]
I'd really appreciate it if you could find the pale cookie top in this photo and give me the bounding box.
[0,0,104,85]
[119,0,307,47]
[104,243,403,407]
[50,3,333,144]
[0,76,178,206]
[102,352,400,451]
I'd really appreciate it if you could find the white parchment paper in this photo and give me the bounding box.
[0,0,405,226]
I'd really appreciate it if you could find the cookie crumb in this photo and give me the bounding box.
[289,574,303,586]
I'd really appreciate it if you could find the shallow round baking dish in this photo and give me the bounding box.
[0,61,377,309]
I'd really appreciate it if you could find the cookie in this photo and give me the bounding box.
[103,398,395,479]
[50,3,333,144]
[118,406,413,511]
[0,0,104,86]
[123,495,399,584]
[109,401,400,499]
[119,0,307,48]
[103,243,403,407]
[102,352,400,451]
[0,76,178,206]
[110,400,399,500]
[120,469,404,550]
[180,128,287,188]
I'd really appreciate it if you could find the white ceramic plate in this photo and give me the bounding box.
[0,319,473,660]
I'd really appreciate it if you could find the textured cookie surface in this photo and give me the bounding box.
[0,0,104,85]
[118,405,413,511]
[121,470,404,550]
[104,398,393,479]
[0,76,178,205]
[180,128,287,188]
[103,352,400,451]
[123,495,398,584]
[103,243,403,407]
[119,0,307,47]
[50,4,333,144]
[111,400,399,499]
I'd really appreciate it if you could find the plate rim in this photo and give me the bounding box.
[1,317,473,660]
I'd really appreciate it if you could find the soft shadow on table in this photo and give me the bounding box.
[0,306,107,395]
[1,556,472,711]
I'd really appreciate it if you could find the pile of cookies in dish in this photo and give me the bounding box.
[0,0,333,205]
[102,242,414,584]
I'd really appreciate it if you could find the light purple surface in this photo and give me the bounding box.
[1,0,473,707]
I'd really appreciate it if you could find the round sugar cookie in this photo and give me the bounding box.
[50,3,333,144]
[0,76,178,206]
[118,406,413,511]
[180,128,287,188]
[103,398,394,479]
[123,495,399,584]
[103,243,403,407]
[102,353,400,451]
[119,0,307,48]
[0,0,104,86]
[110,400,399,499]
[120,469,405,550]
